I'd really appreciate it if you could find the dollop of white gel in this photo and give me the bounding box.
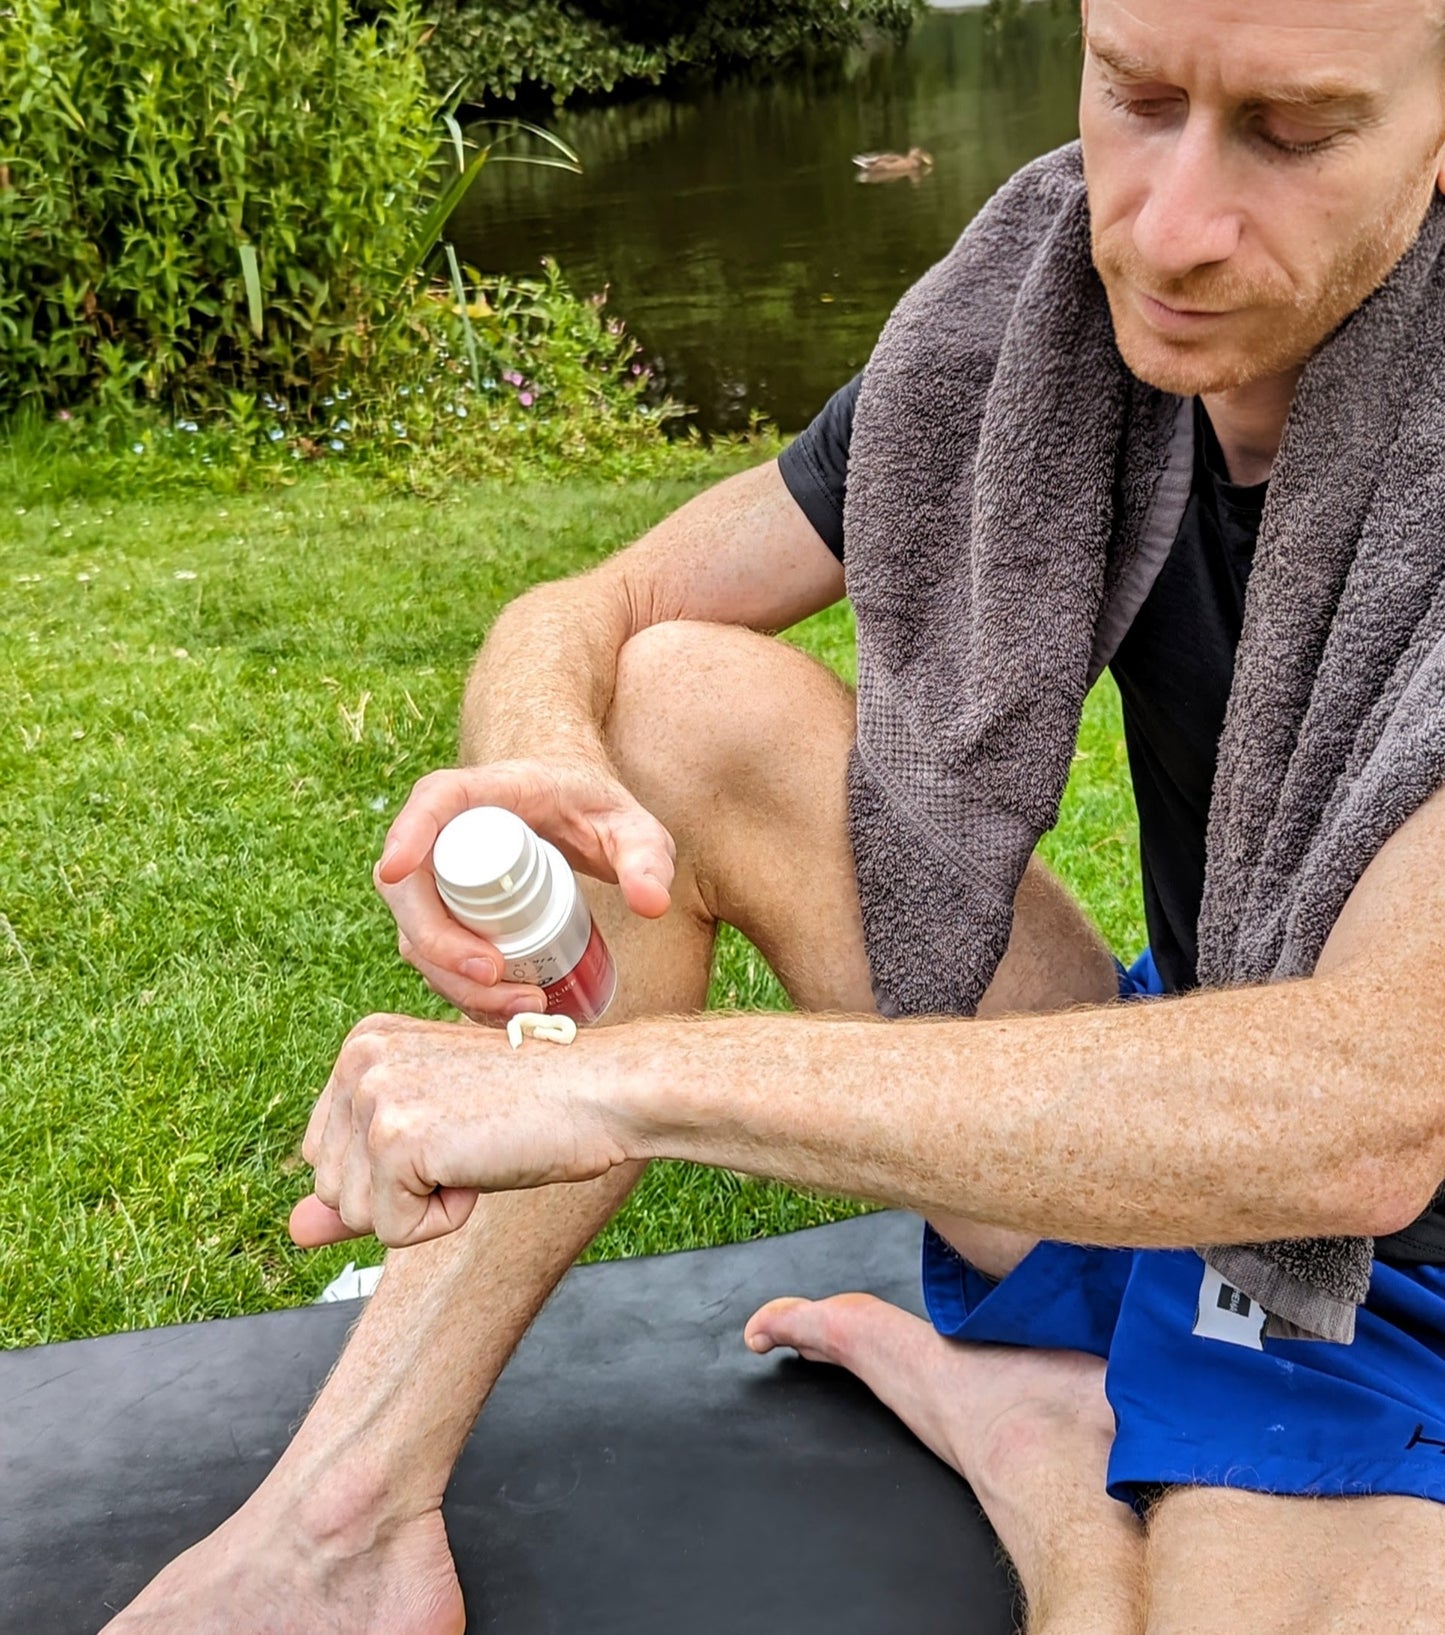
[506,1012,579,1051]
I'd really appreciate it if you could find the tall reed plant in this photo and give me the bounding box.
[0,0,495,417]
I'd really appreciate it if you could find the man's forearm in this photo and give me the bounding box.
[459,460,842,765]
[461,571,631,764]
[603,972,1439,1247]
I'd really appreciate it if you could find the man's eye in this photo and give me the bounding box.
[1253,119,1341,158]
[1101,84,1176,120]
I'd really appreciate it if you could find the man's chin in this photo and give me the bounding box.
[1113,328,1275,398]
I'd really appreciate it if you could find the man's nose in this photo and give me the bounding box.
[1131,119,1243,281]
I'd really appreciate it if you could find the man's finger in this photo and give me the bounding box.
[311,1081,355,1209]
[380,866,502,980]
[288,1193,367,1248]
[406,946,546,1024]
[337,1110,377,1238]
[602,807,676,920]
[301,1081,333,1166]
[376,766,536,884]
[374,1179,480,1249]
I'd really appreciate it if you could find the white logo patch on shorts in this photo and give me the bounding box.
[1192,1261,1267,1350]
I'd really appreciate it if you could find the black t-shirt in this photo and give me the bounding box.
[778,379,1266,993]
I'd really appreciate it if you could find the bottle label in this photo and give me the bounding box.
[538,918,617,1025]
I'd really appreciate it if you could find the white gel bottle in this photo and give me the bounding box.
[431,806,617,1025]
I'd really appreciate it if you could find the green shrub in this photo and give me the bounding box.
[0,0,456,416]
[426,0,928,106]
[7,257,697,493]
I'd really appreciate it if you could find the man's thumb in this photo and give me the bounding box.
[604,809,675,918]
[288,1193,365,1248]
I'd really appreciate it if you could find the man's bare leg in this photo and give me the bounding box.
[615,623,1145,1632]
[104,620,1135,1633]
[1144,1485,1445,1634]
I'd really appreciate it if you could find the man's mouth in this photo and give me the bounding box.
[1135,290,1235,332]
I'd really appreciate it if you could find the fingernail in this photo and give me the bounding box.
[461,958,496,985]
[504,994,544,1019]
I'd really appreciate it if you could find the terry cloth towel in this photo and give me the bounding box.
[844,142,1445,1346]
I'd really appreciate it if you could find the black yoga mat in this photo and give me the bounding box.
[3,1211,1017,1633]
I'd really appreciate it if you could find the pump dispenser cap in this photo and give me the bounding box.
[431,806,556,941]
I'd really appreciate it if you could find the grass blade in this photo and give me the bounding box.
[50,78,88,133]
[479,118,581,170]
[485,155,586,173]
[397,145,490,290]
[442,112,466,173]
[444,242,481,393]
[239,243,264,339]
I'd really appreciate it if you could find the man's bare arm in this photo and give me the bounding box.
[460,459,845,765]
[365,459,845,1027]
[307,789,1445,1252]
[614,784,1445,1246]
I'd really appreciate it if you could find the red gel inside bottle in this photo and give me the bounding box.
[539,917,617,1026]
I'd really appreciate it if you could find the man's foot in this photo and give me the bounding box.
[99,1499,465,1635]
[745,1292,1135,1600]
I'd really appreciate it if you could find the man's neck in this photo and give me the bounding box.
[1199,368,1303,487]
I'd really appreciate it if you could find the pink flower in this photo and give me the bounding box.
[519,391,534,408]
[56,409,73,422]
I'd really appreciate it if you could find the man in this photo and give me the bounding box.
[109,1,1445,1630]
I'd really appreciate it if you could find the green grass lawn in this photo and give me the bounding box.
[0,455,1142,1349]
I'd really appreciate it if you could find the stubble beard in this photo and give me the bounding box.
[1091,166,1437,397]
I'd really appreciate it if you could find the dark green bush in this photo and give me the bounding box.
[426,0,928,107]
[0,0,449,415]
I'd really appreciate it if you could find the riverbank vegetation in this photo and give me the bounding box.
[0,0,933,473]
[428,0,928,107]
[0,0,688,473]
[0,450,1142,1349]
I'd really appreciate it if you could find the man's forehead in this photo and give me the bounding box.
[1084,0,1438,107]
[1087,32,1384,116]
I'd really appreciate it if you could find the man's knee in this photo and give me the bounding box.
[607,620,853,818]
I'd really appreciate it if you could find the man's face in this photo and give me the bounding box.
[1080,0,1445,395]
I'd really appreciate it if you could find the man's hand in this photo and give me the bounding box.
[374,760,675,1023]
[288,1014,636,1249]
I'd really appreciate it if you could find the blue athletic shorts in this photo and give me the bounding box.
[919,949,1445,1509]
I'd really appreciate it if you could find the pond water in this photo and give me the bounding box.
[450,2,1084,434]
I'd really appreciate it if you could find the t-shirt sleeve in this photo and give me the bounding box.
[777,373,861,563]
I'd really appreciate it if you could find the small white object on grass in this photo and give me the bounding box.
[315,1261,384,1303]
[506,1011,578,1051]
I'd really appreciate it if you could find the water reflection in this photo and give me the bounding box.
[451,3,1083,433]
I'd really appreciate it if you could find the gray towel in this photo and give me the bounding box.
[844,143,1445,1344]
